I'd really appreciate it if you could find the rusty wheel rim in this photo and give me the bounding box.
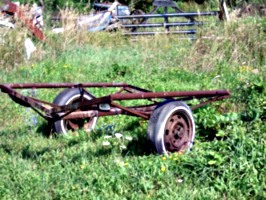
[164,111,193,152]
[64,98,93,132]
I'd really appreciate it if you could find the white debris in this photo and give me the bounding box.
[0,19,15,29]
[52,27,65,34]
[115,133,123,138]
[252,69,259,74]
[24,38,36,60]
[104,135,112,139]
[120,145,127,149]
[102,141,111,146]
[13,2,20,6]
[77,1,120,32]
[177,179,183,183]
[125,136,133,141]
[31,3,44,28]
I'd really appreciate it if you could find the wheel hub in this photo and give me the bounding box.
[64,99,94,132]
[164,112,192,152]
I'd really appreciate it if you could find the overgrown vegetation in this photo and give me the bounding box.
[0,2,265,199]
[15,0,266,12]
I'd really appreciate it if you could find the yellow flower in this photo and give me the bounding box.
[161,166,166,172]
[240,65,253,73]
[162,156,166,160]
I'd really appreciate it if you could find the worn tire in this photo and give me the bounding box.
[147,101,195,155]
[53,88,97,134]
[130,9,146,24]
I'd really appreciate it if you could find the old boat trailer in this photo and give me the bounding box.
[0,83,230,155]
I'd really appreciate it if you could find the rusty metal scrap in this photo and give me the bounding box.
[2,0,45,41]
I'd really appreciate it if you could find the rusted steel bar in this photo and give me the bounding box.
[110,102,149,119]
[62,105,156,120]
[124,104,156,117]
[125,85,153,93]
[0,82,129,89]
[1,83,230,102]
[63,110,98,120]
[61,93,230,120]
[190,95,230,110]
[62,107,127,120]
[117,11,218,20]
[110,90,230,100]
[0,84,52,113]
[50,96,111,114]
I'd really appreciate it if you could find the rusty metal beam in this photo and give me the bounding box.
[3,0,45,41]
[110,102,149,119]
[49,96,111,114]
[0,84,52,113]
[190,95,230,110]
[62,110,98,120]
[110,90,230,100]
[1,83,230,102]
[1,82,129,89]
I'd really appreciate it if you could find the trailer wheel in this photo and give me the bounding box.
[147,101,195,155]
[130,9,146,26]
[53,88,97,134]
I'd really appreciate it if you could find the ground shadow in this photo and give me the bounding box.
[0,142,56,161]
[122,134,156,156]
[36,121,54,137]
[0,118,157,159]
[121,119,156,156]
[21,145,52,160]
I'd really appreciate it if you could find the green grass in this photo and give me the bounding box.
[0,14,265,199]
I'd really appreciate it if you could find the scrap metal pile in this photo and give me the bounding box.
[0,0,45,40]
[0,0,229,40]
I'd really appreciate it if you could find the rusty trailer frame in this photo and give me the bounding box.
[0,83,230,154]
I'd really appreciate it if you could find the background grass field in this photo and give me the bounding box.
[0,3,265,199]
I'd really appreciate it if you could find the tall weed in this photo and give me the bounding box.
[186,17,265,72]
